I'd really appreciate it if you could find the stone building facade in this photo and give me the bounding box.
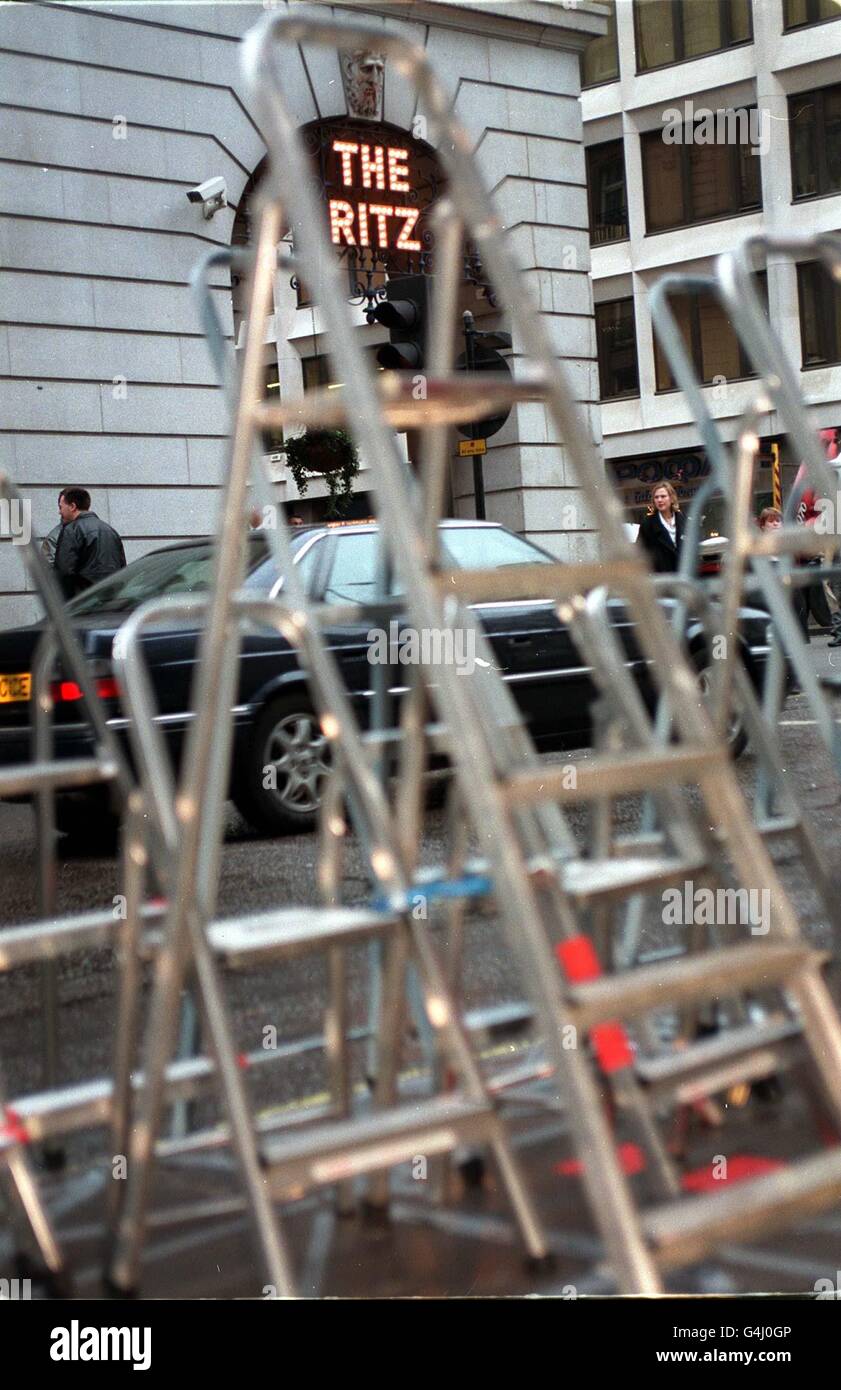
[1,0,607,626]
[582,0,841,524]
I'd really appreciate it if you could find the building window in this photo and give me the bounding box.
[634,0,752,71]
[262,361,285,453]
[783,0,840,30]
[586,140,629,245]
[596,298,640,400]
[581,0,619,87]
[653,274,768,391]
[642,108,762,233]
[798,260,841,367]
[301,355,331,392]
[301,349,384,392]
[789,84,841,201]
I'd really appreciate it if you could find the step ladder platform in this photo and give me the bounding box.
[208,905,397,968]
[0,756,118,799]
[260,1095,496,1196]
[436,847,705,906]
[505,746,726,808]
[0,900,167,970]
[644,1147,841,1269]
[636,1017,802,1102]
[560,854,707,905]
[568,942,821,1030]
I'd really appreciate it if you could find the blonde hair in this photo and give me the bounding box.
[647,481,680,515]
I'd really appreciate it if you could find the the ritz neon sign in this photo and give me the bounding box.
[328,139,422,251]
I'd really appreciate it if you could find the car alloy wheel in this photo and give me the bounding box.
[262,709,331,816]
[695,661,748,756]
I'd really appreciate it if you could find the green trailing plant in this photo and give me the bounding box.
[278,428,360,515]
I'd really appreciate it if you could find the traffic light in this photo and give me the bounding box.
[455,321,513,440]
[372,274,429,371]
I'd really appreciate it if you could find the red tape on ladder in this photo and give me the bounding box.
[556,936,634,1073]
[557,1148,786,1185]
[0,1107,29,1146]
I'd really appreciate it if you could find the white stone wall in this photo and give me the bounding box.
[1,0,605,625]
[583,0,841,472]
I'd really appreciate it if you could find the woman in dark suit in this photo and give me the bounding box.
[636,482,686,574]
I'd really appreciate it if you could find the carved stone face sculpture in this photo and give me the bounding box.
[341,49,385,121]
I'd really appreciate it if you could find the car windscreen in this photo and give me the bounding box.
[65,537,276,616]
[440,527,554,569]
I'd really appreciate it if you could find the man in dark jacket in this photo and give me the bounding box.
[54,487,126,600]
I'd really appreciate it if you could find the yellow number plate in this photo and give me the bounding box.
[0,673,31,704]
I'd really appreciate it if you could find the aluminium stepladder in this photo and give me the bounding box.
[615,257,841,972]
[100,241,551,1298]
[0,473,144,1294]
[107,9,841,1295]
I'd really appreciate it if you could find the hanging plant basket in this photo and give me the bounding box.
[278,428,360,516]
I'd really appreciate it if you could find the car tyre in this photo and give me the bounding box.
[51,791,120,850]
[232,693,331,836]
[692,649,749,759]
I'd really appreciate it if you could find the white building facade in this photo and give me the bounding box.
[582,0,841,524]
[0,0,608,627]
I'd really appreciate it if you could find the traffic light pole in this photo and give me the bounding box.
[463,310,486,520]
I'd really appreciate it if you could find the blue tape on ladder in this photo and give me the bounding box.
[371,873,493,913]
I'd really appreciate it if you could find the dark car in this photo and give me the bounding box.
[0,521,771,837]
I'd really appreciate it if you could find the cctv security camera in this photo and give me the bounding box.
[186,176,227,219]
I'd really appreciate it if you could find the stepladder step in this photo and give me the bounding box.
[643,1147,841,1268]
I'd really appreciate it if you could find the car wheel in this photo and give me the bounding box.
[693,652,749,759]
[50,792,120,852]
[232,694,331,835]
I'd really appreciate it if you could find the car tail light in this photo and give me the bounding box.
[50,669,120,704]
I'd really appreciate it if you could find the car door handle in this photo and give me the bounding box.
[509,635,535,645]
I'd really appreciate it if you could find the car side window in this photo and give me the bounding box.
[292,537,326,595]
[322,533,381,603]
[243,536,325,598]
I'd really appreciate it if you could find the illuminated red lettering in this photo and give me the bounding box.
[332,141,358,185]
[387,147,410,193]
[368,204,393,245]
[360,143,386,190]
[357,201,370,246]
[394,207,421,252]
[329,199,356,245]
